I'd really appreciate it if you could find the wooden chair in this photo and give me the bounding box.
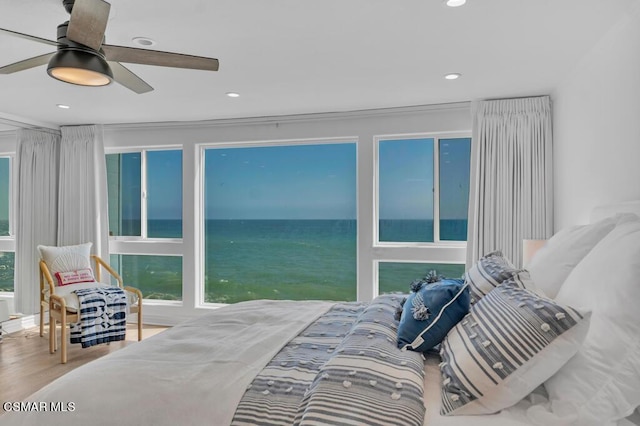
[38,245,142,364]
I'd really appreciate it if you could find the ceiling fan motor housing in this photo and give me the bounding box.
[47,21,113,85]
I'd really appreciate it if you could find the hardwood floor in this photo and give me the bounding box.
[0,324,168,404]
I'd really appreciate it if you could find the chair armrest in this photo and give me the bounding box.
[91,255,123,288]
[49,293,67,311]
[124,286,143,303]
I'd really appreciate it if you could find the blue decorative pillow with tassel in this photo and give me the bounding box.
[397,278,470,352]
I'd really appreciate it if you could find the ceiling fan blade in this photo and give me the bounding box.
[109,61,154,94]
[0,52,55,74]
[0,27,58,47]
[67,0,111,51]
[103,44,219,71]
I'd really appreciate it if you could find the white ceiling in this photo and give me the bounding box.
[0,0,637,129]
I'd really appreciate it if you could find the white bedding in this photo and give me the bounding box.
[4,297,639,426]
[1,300,333,426]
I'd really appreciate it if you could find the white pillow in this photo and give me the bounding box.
[527,213,637,298]
[545,220,640,425]
[439,280,590,416]
[38,243,93,279]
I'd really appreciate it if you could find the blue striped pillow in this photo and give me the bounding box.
[439,280,591,416]
[464,251,524,304]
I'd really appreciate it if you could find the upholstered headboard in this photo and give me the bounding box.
[590,200,640,223]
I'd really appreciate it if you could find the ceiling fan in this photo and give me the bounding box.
[0,0,219,94]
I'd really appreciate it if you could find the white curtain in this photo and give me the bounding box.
[58,125,110,264]
[14,129,61,315]
[466,96,553,268]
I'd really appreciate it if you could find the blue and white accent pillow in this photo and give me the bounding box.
[397,279,470,352]
[439,280,591,416]
[465,250,525,304]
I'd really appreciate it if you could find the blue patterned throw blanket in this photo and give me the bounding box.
[70,287,127,348]
[232,294,426,426]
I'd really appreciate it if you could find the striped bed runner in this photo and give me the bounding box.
[231,294,426,426]
[70,287,127,348]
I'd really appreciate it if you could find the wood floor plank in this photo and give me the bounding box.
[0,324,168,404]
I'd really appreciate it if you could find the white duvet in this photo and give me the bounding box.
[1,300,333,426]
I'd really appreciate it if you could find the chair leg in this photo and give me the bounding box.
[49,314,55,354]
[137,309,142,341]
[60,310,67,364]
[40,306,44,337]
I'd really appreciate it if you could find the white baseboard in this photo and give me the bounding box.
[2,314,37,335]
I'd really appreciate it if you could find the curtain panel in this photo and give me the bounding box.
[14,129,61,315]
[466,96,553,269]
[58,125,110,265]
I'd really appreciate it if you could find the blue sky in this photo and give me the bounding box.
[379,138,434,220]
[205,144,357,220]
[147,150,183,220]
[114,139,470,221]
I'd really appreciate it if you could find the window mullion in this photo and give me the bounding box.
[9,155,14,237]
[141,150,148,239]
[433,138,441,243]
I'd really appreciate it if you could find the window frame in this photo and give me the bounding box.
[106,146,184,306]
[373,132,471,248]
[0,153,16,295]
[198,137,358,306]
[106,146,184,242]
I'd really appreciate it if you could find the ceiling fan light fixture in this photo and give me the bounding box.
[47,48,113,87]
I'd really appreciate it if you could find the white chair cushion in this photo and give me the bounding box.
[51,281,139,313]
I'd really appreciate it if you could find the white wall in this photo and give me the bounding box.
[553,3,640,230]
[0,131,16,153]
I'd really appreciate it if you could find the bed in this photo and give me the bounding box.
[3,201,640,426]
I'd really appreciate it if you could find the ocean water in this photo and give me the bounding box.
[204,220,358,303]
[0,219,468,301]
[116,219,467,303]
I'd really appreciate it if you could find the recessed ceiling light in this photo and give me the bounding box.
[444,73,462,80]
[226,92,240,98]
[132,37,156,47]
[445,0,466,7]
[56,104,70,109]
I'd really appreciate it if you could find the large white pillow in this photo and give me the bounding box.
[38,242,93,278]
[527,213,637,298]
[545,220,640,425]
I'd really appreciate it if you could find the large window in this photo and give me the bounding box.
[0,156,14,292]
[377,137,471,243]
[203,143,357,303]
[106,149,183,300]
